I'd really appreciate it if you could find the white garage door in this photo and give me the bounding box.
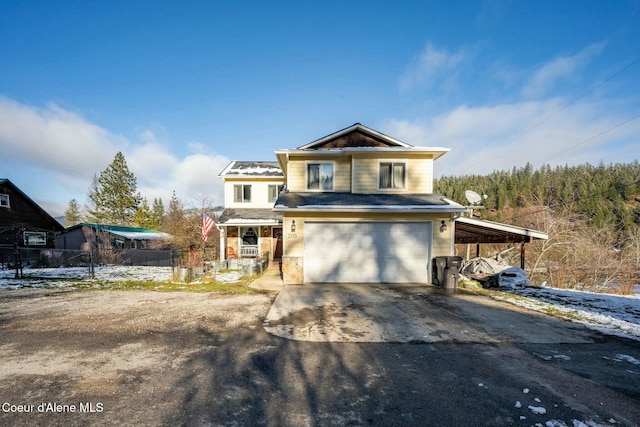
[303,222,432,283]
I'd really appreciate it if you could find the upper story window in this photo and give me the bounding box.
[268,185,284,202]
[234,184,252,203]
[379,161,406,190]
[307,162,334,191]
[0,194,9,208]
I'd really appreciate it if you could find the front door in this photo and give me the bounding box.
[272,227,283,259]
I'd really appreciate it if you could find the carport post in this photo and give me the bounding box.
[520,243,525,269]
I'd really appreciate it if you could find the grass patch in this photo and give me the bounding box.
[71,277,267,294]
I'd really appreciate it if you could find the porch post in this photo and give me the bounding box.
[219,226,226,261]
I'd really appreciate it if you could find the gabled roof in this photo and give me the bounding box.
[0,178,65,232]
[297,123,414,149]
[274,192,466,213]
[218,161,284,178]
[65,223,171,241]
[275,123,450,163]
[454,217,548,244]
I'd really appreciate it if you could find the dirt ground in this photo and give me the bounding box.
[0,288,276,427]
[1,287,639,427]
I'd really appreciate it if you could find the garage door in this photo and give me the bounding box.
[303,222,432,283]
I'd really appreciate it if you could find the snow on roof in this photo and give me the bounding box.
[70,223,172,241]
[219,161,284,177]
[106,229,171,241]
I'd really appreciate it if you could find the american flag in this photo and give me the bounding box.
[202,212,216,241]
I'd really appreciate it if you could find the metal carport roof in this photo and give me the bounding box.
[454,217,548,269]
[454,217,548,244]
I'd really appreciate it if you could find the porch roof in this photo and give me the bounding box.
[218,208,283,226]
[274,192,466,213]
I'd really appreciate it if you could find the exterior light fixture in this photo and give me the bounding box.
[440,219,447,232]
[291,219,296,233]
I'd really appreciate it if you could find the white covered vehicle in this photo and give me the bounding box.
[460,257,531,289]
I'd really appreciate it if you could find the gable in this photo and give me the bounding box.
[0,179,65,247]
[0,179,64,232]
[310,129,401,149]
[297,123,413,150]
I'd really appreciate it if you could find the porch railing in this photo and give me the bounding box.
[240,245,259,257]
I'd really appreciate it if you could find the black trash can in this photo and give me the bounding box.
[433,256,462,288]
[432,256,448,286]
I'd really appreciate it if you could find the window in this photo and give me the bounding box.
[268,185,284,202]
[379,162,406,189]
[0,194,9,208]
[23,231,46,246]
[307,163,334,191]
[234,184,252,203]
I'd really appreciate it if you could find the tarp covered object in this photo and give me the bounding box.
[461,257,531,289]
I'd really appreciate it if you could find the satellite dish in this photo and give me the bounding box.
[465,190,483,205]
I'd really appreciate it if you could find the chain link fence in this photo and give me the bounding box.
[1,245,270,283]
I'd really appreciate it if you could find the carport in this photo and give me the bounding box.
[454,217,548,268]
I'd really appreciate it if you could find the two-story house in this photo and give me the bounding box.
[273,123,467,285]
[217,161,285,263]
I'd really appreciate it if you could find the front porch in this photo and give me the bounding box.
[219,224,283,263]
[217,207,283,266]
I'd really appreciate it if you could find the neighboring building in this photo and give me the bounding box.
[217,161,285,262]
[56,223,171,251]
[0,178,65,250]
[273,123,467,284]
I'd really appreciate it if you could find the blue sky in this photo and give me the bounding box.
[1,0,639,217]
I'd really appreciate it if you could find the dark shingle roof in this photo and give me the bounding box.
[274,192,464,211]
[219,208,283,223]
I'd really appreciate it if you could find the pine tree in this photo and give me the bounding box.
[64,199,83,226]
[133,198,153,228]
[150,198,164,229]
[87,152,141,225]
[161,191,186,241]
[85,173,100,224]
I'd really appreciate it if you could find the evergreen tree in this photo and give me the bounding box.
[161,191,186,243]
[64,199,83,226]
[133,198,153,228]
[87,152,141,225]
[85,173,100,224]
[150,198,164,229]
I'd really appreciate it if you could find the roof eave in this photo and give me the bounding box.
[273,205,467,213]
[455,217,549,240]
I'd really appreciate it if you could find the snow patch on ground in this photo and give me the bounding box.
[0,265,243,289]
[495,286,640,341]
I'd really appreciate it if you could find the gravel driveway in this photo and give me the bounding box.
[1,287,639,427]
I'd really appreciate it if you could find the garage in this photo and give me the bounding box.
[303,221,432,283]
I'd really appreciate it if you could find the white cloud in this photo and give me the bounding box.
[0,97,229,216]
[0,96,126,178]
[399,42,467,92]
[382,97,639,179]
[521,43,605,98]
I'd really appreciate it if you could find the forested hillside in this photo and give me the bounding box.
[435,161,640,232]
[434,161,640,293]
